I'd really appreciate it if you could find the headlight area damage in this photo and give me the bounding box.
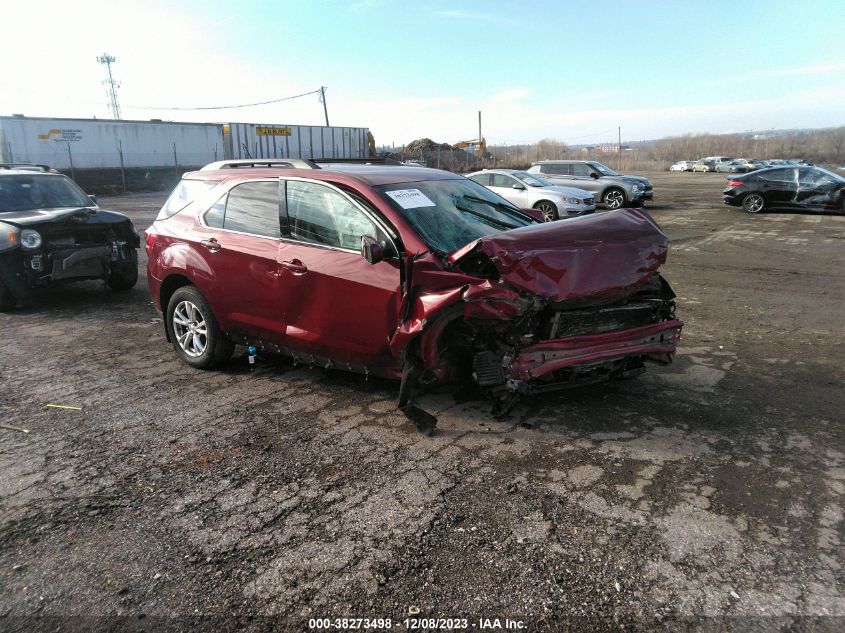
[0,208,140,310]
[392,208,682,433]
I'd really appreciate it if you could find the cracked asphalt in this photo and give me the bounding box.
[1,173,843,632]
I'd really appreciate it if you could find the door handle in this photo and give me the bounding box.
[280,259,308,274]
[200,238,221,252]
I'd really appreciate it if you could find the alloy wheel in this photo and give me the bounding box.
[742,194,765,213]
[536,202,556,222]
[172,300,208,357]
[604,190,624,209]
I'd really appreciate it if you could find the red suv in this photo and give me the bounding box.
[145,159,682,432]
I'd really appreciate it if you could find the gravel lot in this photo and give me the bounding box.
[1,172,843,632]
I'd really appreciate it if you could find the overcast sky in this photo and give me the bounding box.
[1,0,843,146]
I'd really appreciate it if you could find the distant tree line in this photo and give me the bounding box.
[644,127,845,165]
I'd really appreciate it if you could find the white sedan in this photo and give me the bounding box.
[669,160,695,172]
[466,169,596,221]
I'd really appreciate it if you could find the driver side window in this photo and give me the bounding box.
[571,163,592,177]
[285,180,394,255]
[490,174,513,188]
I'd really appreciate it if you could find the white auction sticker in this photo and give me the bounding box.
[385,189,436,209]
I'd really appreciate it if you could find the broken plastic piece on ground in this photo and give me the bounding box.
[400,404,437,435]
[0,423,30,433]
[45,404,83,411]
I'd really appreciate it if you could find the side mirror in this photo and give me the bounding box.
[512,183,526,190]
[361,235,384,265]
[88,194,98,205]
[590,172,600,179]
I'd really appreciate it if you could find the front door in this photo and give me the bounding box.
[488,173,529,208]
[276,178,402,370]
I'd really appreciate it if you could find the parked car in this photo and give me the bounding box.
[715,161,751,174]
[527,160,653,210]
[0,164,140,310]
[742,159,768,172]
[145,161,682,432]
[465,169,595,221]
[692,160,715,172]
[669,160,695,172]
[723,165,845,214]
[704,156,734,170]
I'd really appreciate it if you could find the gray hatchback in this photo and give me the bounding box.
[527,160,653,209]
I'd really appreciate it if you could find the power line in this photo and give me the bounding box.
[126,89,323,112]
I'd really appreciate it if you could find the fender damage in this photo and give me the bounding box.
[394,209,683,432]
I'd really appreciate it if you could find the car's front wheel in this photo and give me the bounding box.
[166,286,233,369]
[0,281,15,312]
[741,193,766,214]
[533,200,559,222]
[107,251,139,291]
[603,188,626,210]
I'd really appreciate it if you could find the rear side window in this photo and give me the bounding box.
[158,179,219,220]
[469,174,491,186]
[221,181,281,238]
[540,163,569,176]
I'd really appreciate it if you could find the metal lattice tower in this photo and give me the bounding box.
[97,53,122,119]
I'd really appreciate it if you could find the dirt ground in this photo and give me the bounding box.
[1,172,843,632]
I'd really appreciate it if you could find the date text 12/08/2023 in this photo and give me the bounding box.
[308,617,526,629]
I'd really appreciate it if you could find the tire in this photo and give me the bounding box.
[165,286,233,369]
[0,280,15,312]
[741,193,766,214]
[533,200,559,222]
[107,250,139,291]
[603,188,626,210]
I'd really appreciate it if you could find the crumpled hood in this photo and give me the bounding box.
[448,208,668,304]
[0,206,132,227]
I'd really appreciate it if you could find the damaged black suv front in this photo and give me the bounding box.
[0,165,140,310]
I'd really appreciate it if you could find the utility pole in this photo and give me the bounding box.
[97,53,121,119]
[319,86,330,127]
[618,126,622,170]
[478,110,482,167]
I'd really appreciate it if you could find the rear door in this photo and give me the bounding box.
[275,178,402,369]
[199,179,286,342]
[758,168,798,207]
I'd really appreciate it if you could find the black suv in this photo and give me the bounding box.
[0,164,140,310]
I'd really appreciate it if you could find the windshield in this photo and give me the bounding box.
[588,162,620,176]
[375,178,534,254]
[0,174,91,212]
[511,171,552,187]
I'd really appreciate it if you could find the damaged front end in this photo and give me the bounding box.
[0,208,140,309]
[395,208,683,431]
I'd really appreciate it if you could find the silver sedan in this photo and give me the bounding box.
[466,169,596,221]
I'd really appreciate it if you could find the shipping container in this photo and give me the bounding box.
[223,122,369,160]
[0,115,223,170]
[0,116,371,193]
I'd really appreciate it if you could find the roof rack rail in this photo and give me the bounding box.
[199,159,320,171]
[313,157,403,165]
[0,163,57,173]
